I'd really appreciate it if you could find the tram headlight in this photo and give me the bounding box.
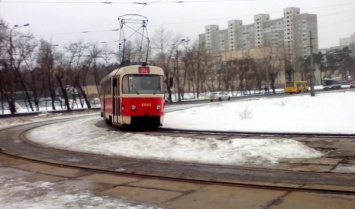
[131,105,136,110]
[156,105,161,110]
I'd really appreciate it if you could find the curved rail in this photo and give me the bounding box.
[1,115,355,195]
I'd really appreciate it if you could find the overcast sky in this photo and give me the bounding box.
[0,0,354,50]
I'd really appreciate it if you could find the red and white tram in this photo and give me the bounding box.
[100,64,166,127]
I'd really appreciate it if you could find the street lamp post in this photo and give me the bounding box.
[266,50,272,94]
[309,31,315,97]
[9,23,30,114]
[175,49,181,102]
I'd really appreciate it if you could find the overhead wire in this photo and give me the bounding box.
[3,0,354,45]
[0,0,249,3]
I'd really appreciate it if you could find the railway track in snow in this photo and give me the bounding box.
[1,113,355,195]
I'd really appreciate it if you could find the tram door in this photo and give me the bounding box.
[112,76,120,123]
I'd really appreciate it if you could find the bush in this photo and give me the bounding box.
[238,106,253,119]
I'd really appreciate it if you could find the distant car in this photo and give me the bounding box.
[342,81,349,85]
[350,82,355,88]
[209,92,231,102]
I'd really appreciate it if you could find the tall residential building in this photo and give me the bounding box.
[199,7,318,64]
[339,32,355,46]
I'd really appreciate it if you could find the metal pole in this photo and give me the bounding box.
[267,51,271,94]
[9,28,16,114]
[176,49,181,102]
[309,31,315,96]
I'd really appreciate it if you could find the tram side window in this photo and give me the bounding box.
[100,84,104,96]
[106,80,111,95]
[122,75,130,94]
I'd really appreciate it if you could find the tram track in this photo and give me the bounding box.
[156,127,355,138]
[1,151,355,196]
[1,114,355,196]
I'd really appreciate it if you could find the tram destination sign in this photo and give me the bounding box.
[138,66,150,74]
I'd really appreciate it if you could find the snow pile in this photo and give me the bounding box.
[27,117,322,165]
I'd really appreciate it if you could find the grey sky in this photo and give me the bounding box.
[0,0,354,50]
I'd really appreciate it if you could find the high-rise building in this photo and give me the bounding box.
[339,32,355,46]
[199,7,318,64]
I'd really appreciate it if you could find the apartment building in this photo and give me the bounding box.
[339,32,355,46]
[199,7,319,64]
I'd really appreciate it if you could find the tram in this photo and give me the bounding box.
[100,64,166,127]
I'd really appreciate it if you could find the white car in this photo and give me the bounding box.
[209,92,231,101]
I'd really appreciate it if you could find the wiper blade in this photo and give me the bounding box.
[131,85,140,95]
[153,87,161,95]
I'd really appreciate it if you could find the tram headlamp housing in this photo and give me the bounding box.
[156,105,161,110]
[131,105,136,110]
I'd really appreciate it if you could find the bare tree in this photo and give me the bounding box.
[284,56,294,82]
[65,40,91,109]
[0,19,8,113]
[224,59,239,93]
[269,49,285,94]
[1,25,34,114]
[182,41,211,98]
[21,36,43,111]
[36,39,59,110]
[54,52,71,110]
[236,55,252,94]
[12,33,37,112]
[151,26,176,102]
[86,42,104,99]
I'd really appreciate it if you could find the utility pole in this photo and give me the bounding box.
[9,28,16,114]
[175,49,181,102]
[309,31,315,97]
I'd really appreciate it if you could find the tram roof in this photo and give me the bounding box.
[100,64,164,84]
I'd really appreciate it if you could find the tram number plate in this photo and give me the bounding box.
[141,103,151,107]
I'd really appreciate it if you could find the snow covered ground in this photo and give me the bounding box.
[1,90,354,208]
[0,168,160,209]
[164,90,355,134]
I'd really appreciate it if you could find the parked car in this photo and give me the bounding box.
[209,92,231,101]
[350,82,355,88]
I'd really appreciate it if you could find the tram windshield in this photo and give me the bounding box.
[122,74,164,94]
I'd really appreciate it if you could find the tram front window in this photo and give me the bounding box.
[122,75,163,94]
